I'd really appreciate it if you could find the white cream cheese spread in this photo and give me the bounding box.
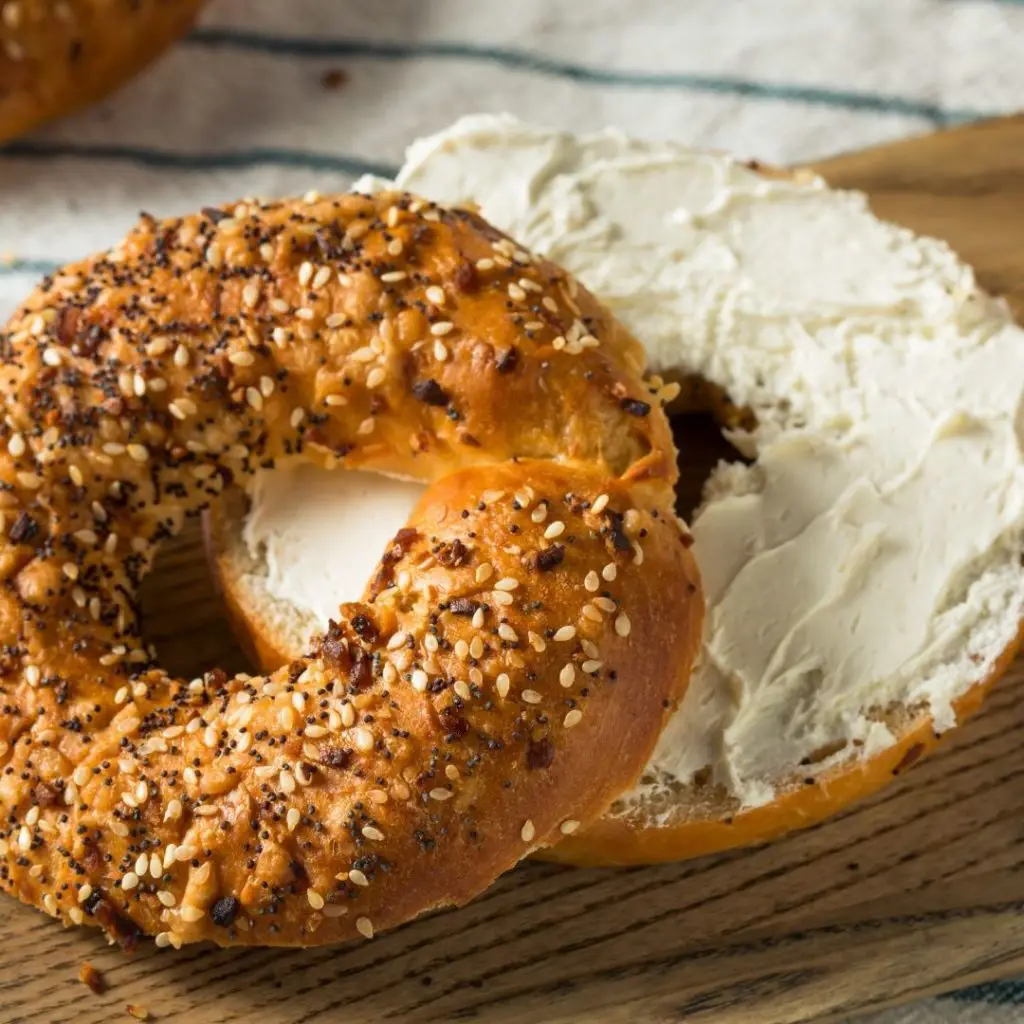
[243,466,425,630]
[249,114,1024,814]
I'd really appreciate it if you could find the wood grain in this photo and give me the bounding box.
[2,114,1024,1024]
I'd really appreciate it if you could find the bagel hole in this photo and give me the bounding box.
[138,517,254,680]
[671,412,750,521]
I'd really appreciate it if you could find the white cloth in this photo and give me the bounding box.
[1,2,1022,1018]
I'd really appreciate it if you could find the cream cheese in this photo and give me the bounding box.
[243,465,425,630]
[276,115,1024,814]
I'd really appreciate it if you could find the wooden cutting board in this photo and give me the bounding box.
[2,114,1023,1024]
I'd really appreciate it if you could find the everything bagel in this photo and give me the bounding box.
[0,0,205,142]
[0,192,702,946]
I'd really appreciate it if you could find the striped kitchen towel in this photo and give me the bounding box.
[1,1,1022,1020]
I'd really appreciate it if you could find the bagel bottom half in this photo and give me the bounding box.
[202,116,1024,874]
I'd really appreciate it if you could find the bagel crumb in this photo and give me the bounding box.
[78,961,106,995]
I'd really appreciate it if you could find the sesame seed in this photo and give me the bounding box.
[246,387,264,411]
[553,625,576,642]
[313,265,333,289]
[521,820,536,843]
[42,348,62,367]
[430,321,454,336]
[602,563,618,582]
[158,891,177,908]
[426,285,446,306]
[495,673,510,698]
[584,571,600,592]
[582,660,603,673]
[560,819,580,835]
[358,417,376,435]
[411,669,428,692]
[498,623,517,642]
[351,726,374,752]
[582,604,603,623]
[476,258,495,271]
[430,788,453,801]
[564,710,583,729]
[594,596,617,613]
[122,872,139,891]
[615,613,632,637]
[366,367,386,389]
[433,340,449,361]
[307,890,325,910]
[242,280,261,307]
[228,350,255,367]
[298,261,313,286]
[176,903,205,924]
[356,917,375,939]
[174,345,190,368]
[453,680,471,701]
[491,590,513,607]
[24,665,40,686]
[469,636,485,659]
[381,271,407,283]
[544,521,565,539]
[349,868,370,888]
[559,663,575,687]
[521,689,542,704]
[508,283,527,302]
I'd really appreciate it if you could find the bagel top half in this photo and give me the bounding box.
[0,191,701,946]
[0,0,205,142]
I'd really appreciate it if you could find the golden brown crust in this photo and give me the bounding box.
[0,0,204,142]
[0,191,700,946]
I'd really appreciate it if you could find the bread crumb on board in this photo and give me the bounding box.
[78,962,106,995]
